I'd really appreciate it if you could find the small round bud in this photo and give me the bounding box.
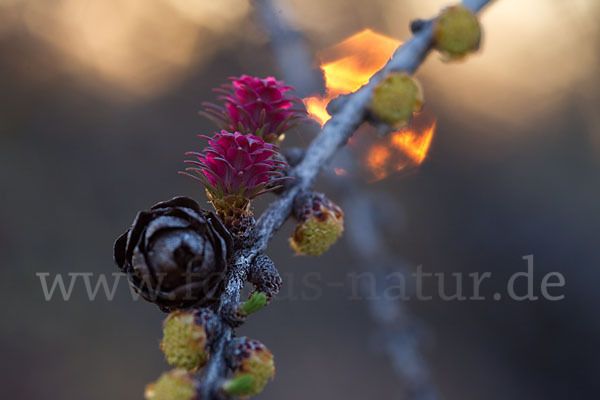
[161,310,213,371]
[229,337,275,397]
[290,193,344,256]
[369,73,423,129]
[145,369,198,400]
[434,5,481,60]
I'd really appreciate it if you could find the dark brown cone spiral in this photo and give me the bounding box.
[114,197,233,312]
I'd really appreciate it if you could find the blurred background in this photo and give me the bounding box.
[1,0,599,399]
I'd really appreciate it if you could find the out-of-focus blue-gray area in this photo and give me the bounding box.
[1,0,599,399]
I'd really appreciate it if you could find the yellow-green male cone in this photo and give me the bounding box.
[434,5,482,60]
[369,73,423,129]
[225,337,275,397]
[161,311,209,371]
[290,195,344,256]
[145,369,198,400]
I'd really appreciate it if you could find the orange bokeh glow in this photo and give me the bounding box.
[391,121,436,165]
[303,29,400,125]
[304,28,436,181]
[364,120,436,182]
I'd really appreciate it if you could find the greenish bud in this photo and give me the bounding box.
[369,73,423,129]
[239,292,268,316]
[290,194,344,256]
[222,374,255,397]
[230,337,275,397]
[161,311,209,371]
[434,5,481,60]
[145,369,198,400]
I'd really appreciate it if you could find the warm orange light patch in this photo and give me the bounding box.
[366,145,392,182]
[303,96,331,126]
[303,29,401,125]
[363,118,436,182]
[391,121,436,164]
[5,0,250,98]
[305,28,436,181]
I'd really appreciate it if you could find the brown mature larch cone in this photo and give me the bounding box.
[114,197,233,312]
